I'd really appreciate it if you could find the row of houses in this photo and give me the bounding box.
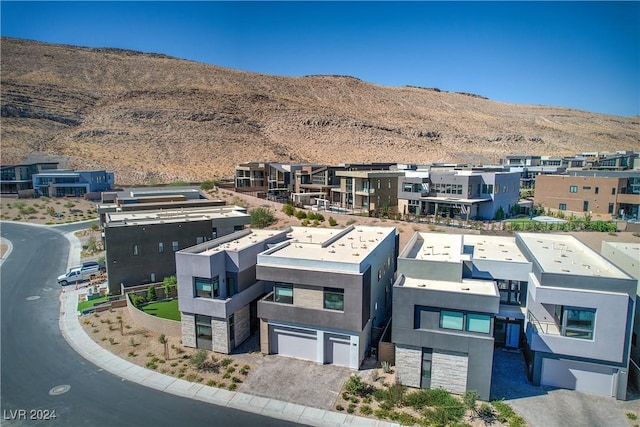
[173,224,639,402]
[235,152,640,222]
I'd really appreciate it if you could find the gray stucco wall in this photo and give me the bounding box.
[392,284,496,399]
[397,258,463,282]
[257,266,368,332]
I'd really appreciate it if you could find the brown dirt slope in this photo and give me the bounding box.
[2,37,639,184]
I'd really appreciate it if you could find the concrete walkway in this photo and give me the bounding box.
[58,233,397,427]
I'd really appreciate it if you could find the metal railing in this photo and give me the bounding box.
[527,311,561,335]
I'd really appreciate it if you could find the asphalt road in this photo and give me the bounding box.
[0,221,299,426]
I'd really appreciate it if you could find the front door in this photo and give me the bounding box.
[506,323,520,348]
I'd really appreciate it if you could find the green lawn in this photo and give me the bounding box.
[142,299,181,321]
[77,295,108,312]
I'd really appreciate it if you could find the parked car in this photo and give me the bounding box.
[58,264,101,285]
[81,261,106,272]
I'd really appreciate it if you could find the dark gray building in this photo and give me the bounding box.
[104,205,250,295]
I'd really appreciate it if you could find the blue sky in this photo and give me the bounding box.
[2,1,639,117]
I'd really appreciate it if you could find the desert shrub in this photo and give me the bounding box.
[381,360,392,373]
[221,357,233,367]
[328,216,338,226]
[128,292,145,308]
[282,204,295,216]
[231,376,241,383]
[250,207,275,228]
[478,403,493,418]
[301,218,309,226]
[388,411,416,425]
[312,219,319,226]
[200,180,218,191]
[145,361,158,370]
[374,408,390,419]
[360,405,372,415]
[344,375,368,396]
[347,403,356,414]
[336,404,344,411]
[227,383,237,391]
[295,209,307,220]
[423,405,465,427]
[189,349,208,370]
[207,380,216,387]
[346,219,356,225]
[462,389,478,411]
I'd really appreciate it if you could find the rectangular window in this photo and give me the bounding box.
[608,203,615,214]
[212,227,218,239]
[595,187,599,194]
[226,274,237,297]
[388,179,392,189]
[229,314,235,342]
[234,225,244,231]
[440,311,463,330]
[421,349,432,389]
[563,306,595,340]
[133,244,139,256]
[582,186,591,190]
[172,241,179,251]
[158,242,164,253]
[403,183,413,192]
[466,313,491,334]
[559,203,567,211]
[274,283,293,304]
[195,315,212,342]
[583,201,589,212]
[196,236,204,245]
[612,188,616,195]
[324,288,344,311]
[570,185,578,193]
[194,276,219,299]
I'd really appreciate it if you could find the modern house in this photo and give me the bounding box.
[292,164,345,206]
[257,225,399,369]
[235,162,269,197]
[534,171,640,220]
[397,169,521,220]
[103,205,250,295]
[392,232,531,400]
[332,170,404,215]
[600,241,640,390]
[176,229,291,354]
[32,169,114,198]
[0,161,58,194]
[518,233,636,400]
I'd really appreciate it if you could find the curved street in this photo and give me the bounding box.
[0,221,296,426]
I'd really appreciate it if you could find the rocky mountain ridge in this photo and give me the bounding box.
[2,37,638,184]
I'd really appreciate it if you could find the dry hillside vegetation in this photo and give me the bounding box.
[2,37,639,184]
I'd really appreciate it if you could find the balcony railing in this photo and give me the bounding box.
[528,311,561,335]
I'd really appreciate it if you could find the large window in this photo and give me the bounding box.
[569,185,578,193]
[194,276,219,299]
[466,314,491,334]
[421,349,432,389]
[324,288,344,311]
[274,282,293,304]
[226,274,237,297]
[563,306,596,340]
[440,310,492,334]
[497,280,526,305]
[440,311,464,330]
[195,314,212,345]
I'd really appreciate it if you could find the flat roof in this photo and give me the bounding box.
[182,229,286,255]
[463,235,528,263]
[402,276,498,297]
[335,170,404,178]
[603,242,640,253]
[403,232,465,263]
[261,225,396,265]
[518,233,630,279]
[105,205,248,226]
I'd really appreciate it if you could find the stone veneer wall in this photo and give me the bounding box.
[212,317,229,354]
[126,297,182,338]
[395,344,422,388]
[234,305,250,348]
[260,319,269,354]
[431,349,469,395]
[181,313,196,348]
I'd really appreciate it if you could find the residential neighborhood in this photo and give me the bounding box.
[2,151,639,426]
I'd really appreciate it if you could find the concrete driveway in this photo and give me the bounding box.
[492,348,640,427]
[241,355,351,410]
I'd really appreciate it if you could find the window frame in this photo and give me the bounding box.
[194,276,219,299]
[274,282,293,304]
[562,306,596,340]
[569,185,578,193]
[559,203,567,211]
[323,287,345,311]
[440,311,464,330]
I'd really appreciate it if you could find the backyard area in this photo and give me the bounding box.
[141,299,181,321]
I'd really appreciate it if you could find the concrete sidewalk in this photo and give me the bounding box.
[58,235,396,427]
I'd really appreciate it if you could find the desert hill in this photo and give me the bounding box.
[2,37,638,184]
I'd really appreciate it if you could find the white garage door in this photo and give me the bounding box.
[324,334,351,367]
[541,358,615,397]
[270,326,317,362]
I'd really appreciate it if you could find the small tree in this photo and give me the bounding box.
[494,206,505,221]
[158,334,169,360]
[250,207,275,228]
[146,285,157,302]
[162,275,177,298]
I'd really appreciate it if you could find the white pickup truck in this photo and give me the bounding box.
[57,262,104,286]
